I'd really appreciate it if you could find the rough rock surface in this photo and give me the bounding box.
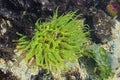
[104,20,120,80]
[0,58,39,80]
[0,54,84,80]
[0,0,120,80]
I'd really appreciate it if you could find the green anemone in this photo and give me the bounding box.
[15,10,89,73]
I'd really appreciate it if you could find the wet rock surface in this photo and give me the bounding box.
[0,0,120,80]
[0,1,113,45]
[0,0,113,60]
[92,10,115,43]
[106,20,120,70]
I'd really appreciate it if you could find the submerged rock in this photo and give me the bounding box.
[92,10,115,43]
[0,0,118,80]
[107,20,120,70]
[101,20,120,80]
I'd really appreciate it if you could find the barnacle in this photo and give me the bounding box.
[15,10,89,73]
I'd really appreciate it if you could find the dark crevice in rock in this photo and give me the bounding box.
[0,70,19,80]
[31,69,54,80]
